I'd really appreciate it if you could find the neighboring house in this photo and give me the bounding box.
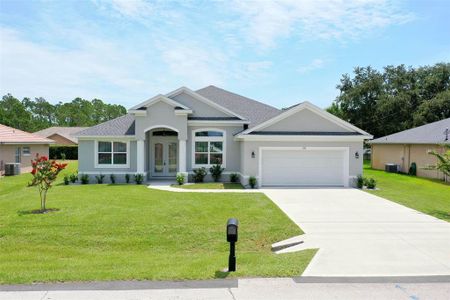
[0,124,54,174]
[34,127,87,145]
[77,86,372,187]
[369,118,450,181]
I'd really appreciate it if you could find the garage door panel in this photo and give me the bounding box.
[261,149,345,186]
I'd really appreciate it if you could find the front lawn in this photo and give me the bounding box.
[171,183,244,189]
[0,161,315,284]
[363,162,450,222]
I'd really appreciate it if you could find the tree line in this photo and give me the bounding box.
[0,95,127,132]
[327,62,450,138]
[1,62,448,136]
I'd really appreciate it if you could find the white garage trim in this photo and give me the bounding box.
[258,147,350,188]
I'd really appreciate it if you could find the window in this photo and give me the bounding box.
[22,146,31,156]
[96,141,128,167]
[193,129,225,167]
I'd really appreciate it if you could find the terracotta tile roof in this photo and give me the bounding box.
[34,126,87,143]
[0,124,54,144]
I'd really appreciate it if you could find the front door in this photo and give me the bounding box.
[151,138,178,177]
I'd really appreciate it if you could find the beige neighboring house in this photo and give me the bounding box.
[34,127,87,145]
[369,118,450,181]
[0,124,54,175]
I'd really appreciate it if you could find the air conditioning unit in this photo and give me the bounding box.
[4,163,21,176]
[385,163,399,173]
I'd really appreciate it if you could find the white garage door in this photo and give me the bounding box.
[261,148,347,186]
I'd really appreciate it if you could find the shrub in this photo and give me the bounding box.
[230,173,239,183]
[80,174,89,184]
[61,153,66,161]
[249,176,257,189]
[209,163,224,182]
[134,173,144,184]
[110,174,116,184]
[366,178,377,189]
[95,174,105,184]
[69,173,78,183]
[193,167,207,183]
[176,173,185,185]
[125,174,130,184]
[49,146,78,160]
[28,154,67,211]
[63,175,70,185]
[356,175,364,189]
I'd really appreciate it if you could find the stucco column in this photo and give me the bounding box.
[178,139,187,173]
[136,139,145,174]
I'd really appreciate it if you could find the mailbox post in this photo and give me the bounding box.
[226,218,239,272]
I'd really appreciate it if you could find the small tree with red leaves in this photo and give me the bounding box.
[28,154,67,212]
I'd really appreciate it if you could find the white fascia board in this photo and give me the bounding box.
[188,120,249,126]
[129,94,190,111]
[240,101,371,137]
[78,136,136,140]
[175,109,193,115]
[165,87,247,121]
[0,141,55,145]
[234,134,370,142]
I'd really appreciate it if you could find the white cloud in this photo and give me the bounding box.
[226,0,414,49]
[0,27,160,106]
[93,0,154,19]
[297,58,325,73]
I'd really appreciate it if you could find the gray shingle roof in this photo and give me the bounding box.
[34,127,88,143]
[250,131,362,136]
[369,118,450,144]
[76,114,135,137]
[196,85,281,128]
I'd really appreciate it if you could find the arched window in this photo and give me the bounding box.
[192,129,226,167]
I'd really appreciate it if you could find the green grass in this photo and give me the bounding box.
[0,161,315,284]
[363,162,450,222]
[171,183,244,189]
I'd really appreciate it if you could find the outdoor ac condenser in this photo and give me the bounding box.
[4,163,21,176]
[385,163,399,173]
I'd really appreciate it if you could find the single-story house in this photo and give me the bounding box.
[34,127,87,145]
[0,124,54,175]
[77,86,372,187]
[369,118,450,181]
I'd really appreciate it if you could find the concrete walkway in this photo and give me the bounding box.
[147,181,261,193]
[1,278,449,300]
[264,188,450,277]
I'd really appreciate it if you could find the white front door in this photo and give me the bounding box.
[260,148,348,187]
[151,138,178,177]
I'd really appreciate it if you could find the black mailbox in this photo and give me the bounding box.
[227,218,239,242]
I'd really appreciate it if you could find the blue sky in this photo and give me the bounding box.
[1,0,449,109]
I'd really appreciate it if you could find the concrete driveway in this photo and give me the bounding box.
[263,188,450,277]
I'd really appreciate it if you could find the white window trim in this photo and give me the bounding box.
[191,128,226,168]
[22,146,31,156]
[95,140,130,168]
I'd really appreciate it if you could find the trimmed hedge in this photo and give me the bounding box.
[49,146,78,160]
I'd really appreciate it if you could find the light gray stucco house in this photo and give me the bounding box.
[76,86,372,187]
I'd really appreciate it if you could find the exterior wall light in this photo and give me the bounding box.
[355,151,360,159]
[251,151,255,158]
